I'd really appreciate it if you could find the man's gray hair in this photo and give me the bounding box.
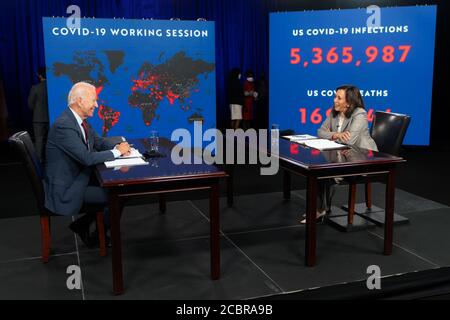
[67,82,96,106]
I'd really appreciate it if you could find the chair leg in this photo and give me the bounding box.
[365,182,372,210]
[96,212,107,257]
[40,215,51,263]
[348,183,356,225]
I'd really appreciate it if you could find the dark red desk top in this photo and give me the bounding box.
[96,138,227,187]
[275,138,405,170]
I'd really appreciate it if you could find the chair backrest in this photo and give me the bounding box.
[8,131,46,213]
[371,111,411,156]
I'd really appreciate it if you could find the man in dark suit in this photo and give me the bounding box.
[44,82,131,247]
[28,67,49,160]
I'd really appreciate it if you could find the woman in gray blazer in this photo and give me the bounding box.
[301,85,378,223]
[317,85,378,151]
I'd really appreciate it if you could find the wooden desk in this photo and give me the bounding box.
[96,138,227,295]
[227,137,405,267]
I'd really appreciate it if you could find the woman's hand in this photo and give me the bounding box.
[332,131,351,142]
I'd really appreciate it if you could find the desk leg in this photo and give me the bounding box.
[347,183,356,225]
[210,182,220,280]
[226,164,234,207]
[159,194,166,214]
[283,169,291,200]
[109,192,124,295]
[305,176,317,266]
[384,169,396,255]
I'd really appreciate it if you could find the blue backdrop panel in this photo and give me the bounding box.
[43,17,216,143]
[269,6,436,145]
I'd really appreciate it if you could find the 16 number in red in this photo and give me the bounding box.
[299,107,392,124]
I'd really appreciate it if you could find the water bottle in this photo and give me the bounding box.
[150,130,159,152]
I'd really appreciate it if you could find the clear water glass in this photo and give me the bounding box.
[271,124,279,146]
[150,130,159,152]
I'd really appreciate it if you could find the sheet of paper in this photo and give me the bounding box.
[297,139,347,150]
[284,134,317,140]
[104,157,148,168]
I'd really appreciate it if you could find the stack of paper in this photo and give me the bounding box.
[298,139,347,150]
[104,157,148,168]
[283,134,317,141]
[104,148,148,168]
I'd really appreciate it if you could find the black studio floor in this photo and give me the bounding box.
[1,143,450,300]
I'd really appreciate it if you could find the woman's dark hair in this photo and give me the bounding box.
[37,67,46,77]
[228,68,241,82]
[331,85,365,118]
[36,66,46,80]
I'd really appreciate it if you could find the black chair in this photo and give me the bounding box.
[8,131,107,263]
[344,111,411,227]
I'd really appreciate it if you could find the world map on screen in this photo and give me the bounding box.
[52,50,214,136]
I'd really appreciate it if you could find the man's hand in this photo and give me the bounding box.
[116,142,131,156]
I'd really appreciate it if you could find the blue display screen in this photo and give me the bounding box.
[43,17,216,145]
[269,6,436,145]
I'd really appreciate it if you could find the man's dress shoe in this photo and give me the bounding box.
[69,222,95,248]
